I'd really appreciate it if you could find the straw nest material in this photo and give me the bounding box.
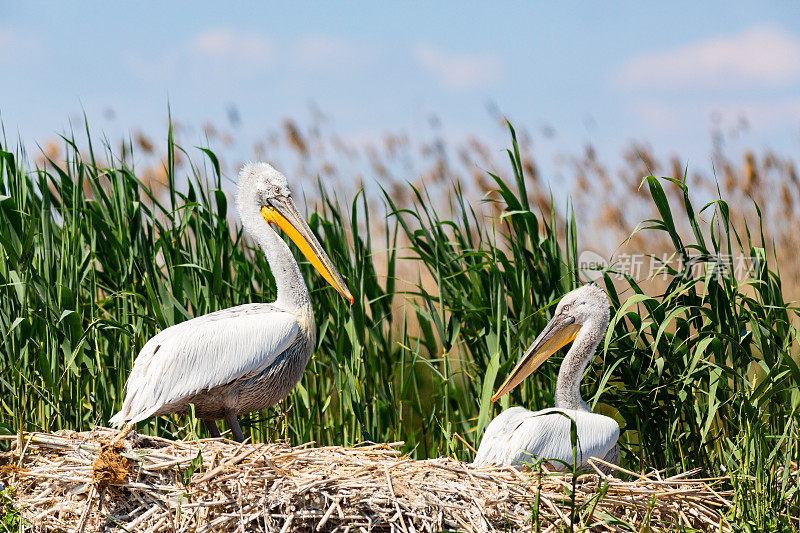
[0,428,732,532]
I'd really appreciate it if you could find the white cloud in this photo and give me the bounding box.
[292,35,374,70]
[0,27,43,63]
[190,28,273,69]
[414,44,503,90]
[615,26,800,90]
[126,27,275,83]
[128,29,376,83]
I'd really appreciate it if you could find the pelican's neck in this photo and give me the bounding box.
[242,207,312,315]
[554,318,606,411]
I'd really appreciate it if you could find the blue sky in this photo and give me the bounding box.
[2,1,799,180]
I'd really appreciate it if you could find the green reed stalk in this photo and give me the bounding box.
[0,122,797,529]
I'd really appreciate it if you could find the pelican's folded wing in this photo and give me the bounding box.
[110,304,299,426]
[473,407,619,470]
[473,407,533,466]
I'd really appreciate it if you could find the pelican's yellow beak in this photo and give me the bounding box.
[261,198,354,305]
[491,314,580,402]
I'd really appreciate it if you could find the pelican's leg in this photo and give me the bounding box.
[597,444,619,476]
[203,419,221,438]
[225,410,245,442]
[604,443,619,466]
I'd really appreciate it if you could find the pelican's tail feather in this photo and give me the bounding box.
[108,410,126,428]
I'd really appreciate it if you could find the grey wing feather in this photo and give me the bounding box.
[110,304,299,426]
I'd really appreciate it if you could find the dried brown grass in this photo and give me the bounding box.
[0,429,732,532]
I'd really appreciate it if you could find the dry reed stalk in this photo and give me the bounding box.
[0,429,732,532]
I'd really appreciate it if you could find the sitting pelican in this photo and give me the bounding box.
[110,163,353,442]
[473,284,620,472]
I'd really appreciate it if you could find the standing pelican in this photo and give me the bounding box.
[473,284,619,472]
[109,163,353,442]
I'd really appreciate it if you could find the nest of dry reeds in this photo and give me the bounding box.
[0,429,731,532]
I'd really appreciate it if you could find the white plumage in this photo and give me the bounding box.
[109,305,299,426]
[473,406,619,469]
[473,285,621,472]
[110,163,353,441]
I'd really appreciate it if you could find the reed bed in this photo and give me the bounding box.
[2,121,799,530]
[0,429,733,532]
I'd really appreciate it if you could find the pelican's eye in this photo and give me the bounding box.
[562,304,571,313]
